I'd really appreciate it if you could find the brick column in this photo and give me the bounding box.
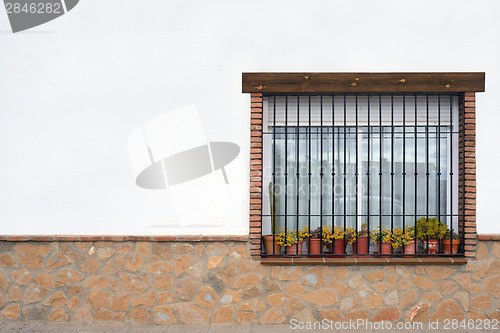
[249,93,263,259]
[459,92,477,258]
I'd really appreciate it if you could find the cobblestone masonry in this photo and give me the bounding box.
[0,240,498,324]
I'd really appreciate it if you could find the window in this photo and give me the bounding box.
[261,93,461,256]
[243,72,484,261]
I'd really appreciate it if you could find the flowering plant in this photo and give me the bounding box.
[306,226,335,244]
[321,226,334,244]
[321,226,357,245]
[331,226,345,240]
[391,226,415,248]
[276,228,308,247]
[370,226,393,244]
[309,226,322,239]
[344,227,357,245]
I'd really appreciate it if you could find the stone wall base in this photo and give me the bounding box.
[0,240,498,324]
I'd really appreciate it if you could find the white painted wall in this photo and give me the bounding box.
[0,0,498,235]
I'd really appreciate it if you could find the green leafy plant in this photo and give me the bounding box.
[416,217,448,240]
[443,229,460,240]
[357,223,369,237]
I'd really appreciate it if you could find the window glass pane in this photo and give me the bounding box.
[266,93,457,243]
[273,125,450,231]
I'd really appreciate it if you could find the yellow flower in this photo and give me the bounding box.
[391,226,415,248]
[370,226,392,244]
[275,228,307,247]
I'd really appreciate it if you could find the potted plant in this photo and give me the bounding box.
[353,223,370,256]
[277,228,308,256]
[331,226,347,256]
[370,226,393,256]
[392,226,416,255]
[416,217,447,254]
[442,229,460,254]
[321,226,333,254]
[344,227,357,246]
[262,182,281,255]
[307,226,323,256]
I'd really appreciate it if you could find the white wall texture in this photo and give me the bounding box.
[0,0,498,235]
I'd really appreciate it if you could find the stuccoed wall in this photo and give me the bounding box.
[0,240,498,324]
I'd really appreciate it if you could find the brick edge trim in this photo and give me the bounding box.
[461,92,477,258]
[249,93,263,259]
[477,234,500,241]
[0,235,249,242]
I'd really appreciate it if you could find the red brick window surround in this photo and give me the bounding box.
[243,72,485,262]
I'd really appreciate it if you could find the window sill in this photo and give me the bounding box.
[261,256,467,266]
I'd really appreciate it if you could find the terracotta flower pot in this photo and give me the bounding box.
[262,235,281,255]
[307,238,322,256]
[285,241,303,256]
[333,239,346,257]
[442,239,460,254]
[377,242,392,256]
[353,236,370,257]
[426,239,439,254]
[403,240,417,255]
[322,243,333,254]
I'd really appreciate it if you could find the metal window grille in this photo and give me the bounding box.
[261,93,464,257]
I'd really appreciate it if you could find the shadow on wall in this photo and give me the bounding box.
[128,105,240,228]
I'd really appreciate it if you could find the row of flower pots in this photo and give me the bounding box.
[262,217,461,256]
[264,237,460,257]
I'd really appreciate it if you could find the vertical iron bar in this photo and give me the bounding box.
[402,95,409,252]
[391,94,395,253]
[438,94,441,250]
[331,95,335,255]
[379,94,383,253]
[415,95,420,253]
[367,94,370,251]
[272,96,276,255]
[344,96,348,244]
[307,96,311,256]
[296,96,300,256]
[449,94,454,255]
[320,95,324,256]
[284,96,288,256]
[451,94,456,253]
[343,94,347,255]
[426,95,430,253]
[355,94,359,255]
